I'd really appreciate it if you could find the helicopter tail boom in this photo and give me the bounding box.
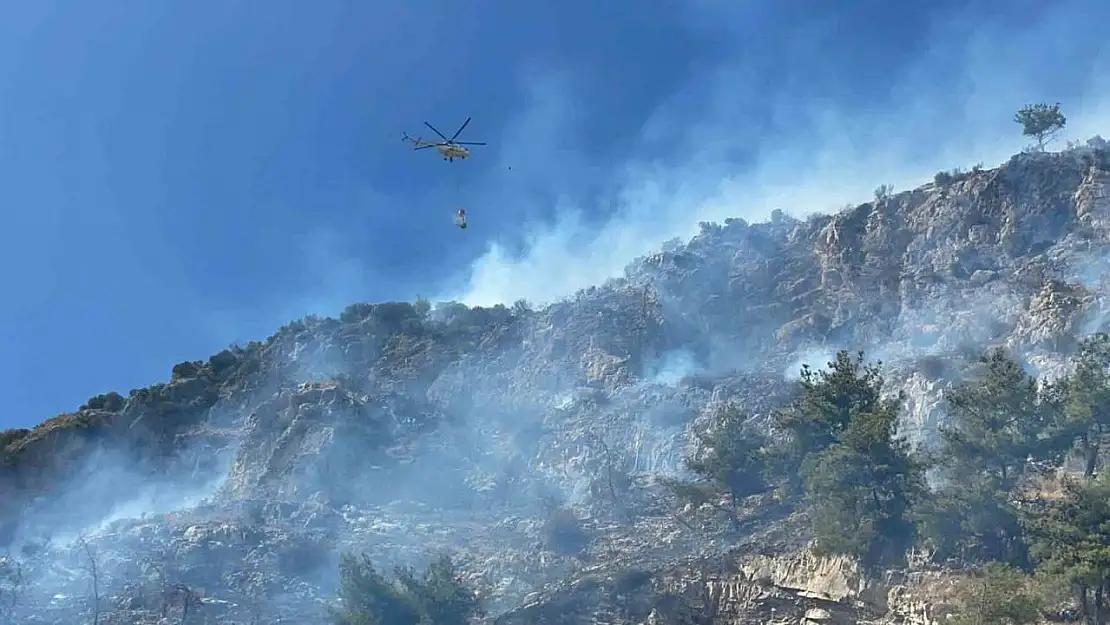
[402,132,438,149]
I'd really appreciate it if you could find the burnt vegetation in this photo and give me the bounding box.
[2,120,1110,624]
[3,299,1110,624]
[4,318,1109,623]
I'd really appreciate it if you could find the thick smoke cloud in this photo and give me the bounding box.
[447,0,1110,307]
[6,3,1110,623]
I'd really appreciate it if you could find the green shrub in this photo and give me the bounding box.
[334,552,483,625]
[171,361,203,381]
[80,391,126,412]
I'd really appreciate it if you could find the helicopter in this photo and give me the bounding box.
[402,117,487,162]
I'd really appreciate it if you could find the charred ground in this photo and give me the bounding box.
[1,141,1110,624]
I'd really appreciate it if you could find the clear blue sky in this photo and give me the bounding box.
[1,0,1107,427]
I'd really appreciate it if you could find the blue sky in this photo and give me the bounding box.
[0,0,1107,427]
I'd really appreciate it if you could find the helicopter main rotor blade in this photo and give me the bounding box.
[424,121,451,142]
[449,117,472,142]
[454,141,486,146]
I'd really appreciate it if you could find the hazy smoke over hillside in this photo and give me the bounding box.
[449,0,1110,307]
[5,3,1110,624]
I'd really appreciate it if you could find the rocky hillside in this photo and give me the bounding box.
[1,139,1108,624]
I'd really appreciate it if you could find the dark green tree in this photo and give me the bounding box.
[949,562,1044,625]
[1014,102,1066,151]
[334,553,482,625]
[395,554,484,625]
[802,381,927,568]
[919,349,1055,566]
[770,351,888,494]
[1058,334,1110,477]
[661,403,770,528]
[917,477,1030,566]
[334,553,421,625]
[939,349,1054,489]
[771,351,925,568]
[1023,473,1110,625]
[683,404,770,509]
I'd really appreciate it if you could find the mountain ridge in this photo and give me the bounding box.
[2,139,1110,623]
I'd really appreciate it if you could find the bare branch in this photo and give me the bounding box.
[584,429,622,505]
[75,535,101,625]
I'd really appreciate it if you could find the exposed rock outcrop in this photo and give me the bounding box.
[2,144,1109,624]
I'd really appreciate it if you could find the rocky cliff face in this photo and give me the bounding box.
[1,141,1109,624]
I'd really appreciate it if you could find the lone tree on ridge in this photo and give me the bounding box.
[1014,102,1066,151]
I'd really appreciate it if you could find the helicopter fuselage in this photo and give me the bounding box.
[403,121,482,162]
[436,143,470,160]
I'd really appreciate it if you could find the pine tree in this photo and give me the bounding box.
[395,554,484,625]
[1014,102,1066,151]
[770,351,888,493]
[683,404,770,509]
[334,553,421,625]
[939,349,1048,489]
[333,552,483,625]
[1059,334,1110,477]
[1023,474,1110,625]
[662,403,770,526]
[920,349,1054,566]
[950,562,1044,625]
[803,391,926,568]
[774,351,926,568]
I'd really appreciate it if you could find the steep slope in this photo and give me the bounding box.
[0,141,1108,624]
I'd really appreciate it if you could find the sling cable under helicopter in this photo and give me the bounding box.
[401,116,487,230]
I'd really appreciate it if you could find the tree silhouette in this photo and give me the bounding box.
[1014,103,1066,151]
